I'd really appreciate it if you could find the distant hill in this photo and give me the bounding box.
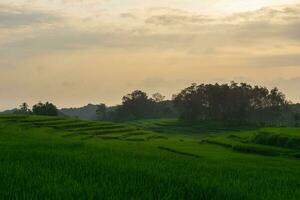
[0,109,18,114]
[60,104,98,120]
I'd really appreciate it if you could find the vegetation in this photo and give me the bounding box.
[61,104,99,120]
[252,129,300,149]
[1,81,300,199]
[32,102,58,116]
[1,115,300,199]
[95,90,177,121]
[13,102,32,114]
[174,82,288,124]
[12,102,59,117]
[89,82,298,126]
[29,82,294,126]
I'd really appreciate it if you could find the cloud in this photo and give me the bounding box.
[225,5,300,23]
[119,13,137,19]
[1,4,300,55]
[248,54,300,68]
[0,3,300,70]
[144,8,213,26]
[143,5,300,40]
[0,4,61,28]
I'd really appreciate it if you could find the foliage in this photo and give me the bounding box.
[99,91,177,121]
[60,104,99,120]
[294,113,300,127]
[13,102,32,114]
[120,90,155,119]
[173,82,288,123]
[32,102,58,116]
[152,93,165,102]
[96,103,107,120]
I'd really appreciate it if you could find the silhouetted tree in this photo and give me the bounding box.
[119,90,155,120]
[14,102,31,114]
[173,82,289,124]
[32,102,58,116]
[96,103,107,120]
[152,93,165,102]
[294,113,300,127]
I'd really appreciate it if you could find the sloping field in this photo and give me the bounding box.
[0,115,163,142]
[1,115,300,199]
[127,118,256,136]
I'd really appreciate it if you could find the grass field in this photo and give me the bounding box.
[1,115,300,199]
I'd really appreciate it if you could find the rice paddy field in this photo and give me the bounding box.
[1,114,300,199]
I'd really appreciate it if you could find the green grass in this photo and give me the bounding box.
[1,115,300,199]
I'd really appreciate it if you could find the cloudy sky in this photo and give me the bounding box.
[1,0,300,110]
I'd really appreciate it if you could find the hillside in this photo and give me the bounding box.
[60,104,99,120]
[1,115,300,199]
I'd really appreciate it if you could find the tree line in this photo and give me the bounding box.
[95,82,294,125]
[14,102,58,116]
[13,82,300,126]
[96,91,177,121]
[173,82,289,124]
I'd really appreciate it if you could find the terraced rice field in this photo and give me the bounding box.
[0,115,165,142]
[1,115,300,199]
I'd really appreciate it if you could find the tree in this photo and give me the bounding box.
[104,91,174,121]
[120,90,154,120]
[14,102,31,114]
[173,83,208,120]
[294,113,300,127]
[152,93,165,102]
[173,82,289,124]
[96,103,107,120]
[32,102,58,116]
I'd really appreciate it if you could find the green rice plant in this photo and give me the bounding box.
[69,124,124,132]
[79,127,137,135]
[1,115,300,199]
[98,135,122,140]
[31,119,80,126]
[204,139,233,148]
[51,122,92,129]
[125,138,146,142]
[147,135,168,140]
[19,117,64,123]
[252,131,300,149]
[158,146,202,158]
[122,130,152,138]
[232,144,280,156]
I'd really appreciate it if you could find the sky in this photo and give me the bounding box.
[1,0,300,110]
